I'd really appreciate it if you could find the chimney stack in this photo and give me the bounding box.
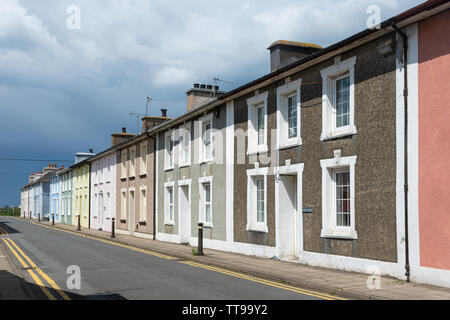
[186,83,225,112]
[141,109,170,132]
[111,127,136,147]
[43,163,59,175]
[267,40,322,72]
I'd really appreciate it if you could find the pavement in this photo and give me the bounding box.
[8,216,447,300]
[0,216,339,300]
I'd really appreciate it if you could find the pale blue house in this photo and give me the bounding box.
[50,169,62,222]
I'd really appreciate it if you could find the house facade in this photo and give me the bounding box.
[406,7,450,287]
[20,186,29,218]
[115,119,164,238]
[155,86,230,247]
[59,167,74,225]
[49,166,62,223]
[89,150,116,232]
[71,151,95,228]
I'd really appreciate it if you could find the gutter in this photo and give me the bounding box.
[392,22,410,283]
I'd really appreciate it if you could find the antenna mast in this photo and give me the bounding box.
[129,112,144,134]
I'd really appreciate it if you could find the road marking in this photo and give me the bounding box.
[34,222,176,260]
[179,260,345,300]
[26,220,345,300]
[7,239,71,301]
[1,238,56,300]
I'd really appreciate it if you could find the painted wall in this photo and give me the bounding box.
[90,152,116,232]
[156,105,228,245]
[60,170,73,225]
[418,9,450,270]
[72,163,90,228]
[116,137,155,237]
[50,175,61,222]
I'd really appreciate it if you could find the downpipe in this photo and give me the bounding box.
[392,22,410,282]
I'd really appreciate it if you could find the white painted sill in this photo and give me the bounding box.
[247,144,269,156]
[277,138,303,150]
[164,222,175,226]
[246,224,268,233]
[320,228,358,240]
[320,125,357,141]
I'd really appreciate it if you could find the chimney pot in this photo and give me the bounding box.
[122,127,126,133]
[161,108,167,118]
[200,84,206,89]
[89,148,93,153]
[206,85,212,90]
[194,83,200,88]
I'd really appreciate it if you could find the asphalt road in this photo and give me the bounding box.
[0,216,329,300]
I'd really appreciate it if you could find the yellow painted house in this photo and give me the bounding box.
[71,152,94,228]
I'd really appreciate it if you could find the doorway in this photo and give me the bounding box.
[129,189,135,235]
[178,184,191,244]
[276,163,304,260]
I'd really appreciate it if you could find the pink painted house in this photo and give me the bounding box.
[89,149,116,232]
[402,3,450,287]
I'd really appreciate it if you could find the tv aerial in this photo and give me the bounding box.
[129,112,145,134]
[145,96,164,116]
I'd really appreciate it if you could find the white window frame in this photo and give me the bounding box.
[139,186,147,222]
[164,181,175,225]
[106,192,110,218]
[129,145,136,178]
[320,155,357,239]
[106,158,111,182]
[178,124,191,167]
[140,141,147,176]
[121,149,127,179]
[276,78,302,150]
[164,131,175,171]
[320,56,357,141]
[247,92,268,155]
[198,176,213,228]
[198,114,213,164]
[246,167,269,233]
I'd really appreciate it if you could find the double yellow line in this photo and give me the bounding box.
[34,222,344,300]
[180,260,344,300]
[1,237,71,300]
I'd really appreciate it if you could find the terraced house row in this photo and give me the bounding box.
[19,1,450,289]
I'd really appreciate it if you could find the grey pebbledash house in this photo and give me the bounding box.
[146,0,450,286]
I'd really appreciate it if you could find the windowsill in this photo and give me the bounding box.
[277,138,302,150]
[164,222,175,226]
[139,173,147,178]
[246,224,268,233]
[120,177,127,181]
[178,163,191,169]
[202,222,213,229]
[320,228,358,240]
[164,167,174,172]
[320,125,357,141]
[199,160,213,165]
[247,145,268,156]
[138,221,147,226]
[120,219,126,223]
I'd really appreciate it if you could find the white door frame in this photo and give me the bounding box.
[275,163,304,259]
[178,179,192,244]
[128,188,135,235]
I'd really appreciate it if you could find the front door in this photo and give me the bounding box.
[98,192,103,230]
[278,174,298,258]
[178,185,191,244]
[129,190,135,235]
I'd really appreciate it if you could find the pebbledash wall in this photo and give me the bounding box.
[407,9,450,288]
[230,33,404,276]
[89,151,116,232]
[155,103,229,247]
[50,173,61,223]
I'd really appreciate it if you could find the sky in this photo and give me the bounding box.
[0,0,424,205]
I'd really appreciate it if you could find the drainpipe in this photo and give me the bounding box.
[146,131,157,240]
[392,22,410,282]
